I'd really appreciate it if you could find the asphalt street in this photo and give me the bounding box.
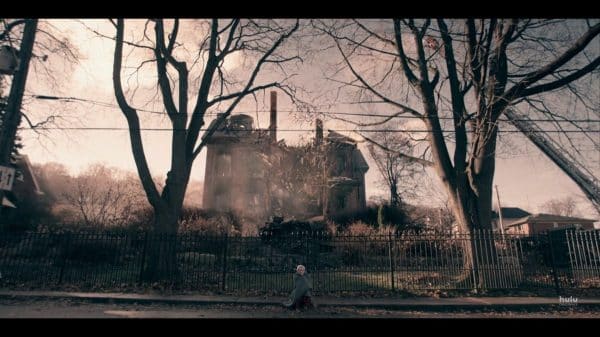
[1,297,598,318]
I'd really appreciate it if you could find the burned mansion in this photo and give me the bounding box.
[202,92,369,222]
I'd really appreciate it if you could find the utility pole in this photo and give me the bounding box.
[0,19,38,221]
[266,91,277,217]
[495,185,505,235]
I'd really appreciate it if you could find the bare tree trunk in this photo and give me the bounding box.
[390,183,399,207]
[143,166,190,282]
[143,203,180,283]
[441,178,480,288]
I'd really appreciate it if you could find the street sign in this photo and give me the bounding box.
[0,165,16,191]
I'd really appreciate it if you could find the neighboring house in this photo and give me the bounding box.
[1,154,44,209]
[491,207,531,232]
[504,213,597,235]
[1,154,46,227]
[202,94,368,222]
[322,130,369,220]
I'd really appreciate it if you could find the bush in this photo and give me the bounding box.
[178,207,242,235]
[109,206,242,234]
[332,221,391,266]
[344,221,376,236]
[258,217,332,257]
[330,203,410,230]
[340,221,396,237]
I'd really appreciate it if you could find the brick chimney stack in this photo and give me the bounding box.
[269,91,277,144]
[315,118,323,145]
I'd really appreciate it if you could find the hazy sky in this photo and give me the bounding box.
[14,19,600,221]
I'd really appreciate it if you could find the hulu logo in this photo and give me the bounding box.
[559,296,578,306]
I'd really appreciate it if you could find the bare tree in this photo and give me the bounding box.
[366,124,424,206]
[63,164,148,228]
[540,196,579,217]
[110,19,299,279]
[1,19,80,135]
[316,19,599,235]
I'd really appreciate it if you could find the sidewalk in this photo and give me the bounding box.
[1,290,599,310]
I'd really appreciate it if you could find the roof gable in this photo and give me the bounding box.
[508,213,598,227]
[492,207,531,219]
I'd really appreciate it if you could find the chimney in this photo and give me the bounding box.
[269,91,277,143]
[315,118,323,145]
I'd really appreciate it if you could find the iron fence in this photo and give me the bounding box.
[0,228,598,294]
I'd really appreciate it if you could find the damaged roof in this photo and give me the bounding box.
[326,130,356,145]
[353,148,369,172]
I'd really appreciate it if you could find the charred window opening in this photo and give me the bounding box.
[336,193,347,210]
[217,153,232,178]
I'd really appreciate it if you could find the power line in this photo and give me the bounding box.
[26,94,600,123]
[289,111,600,123]
[16,126,600,134]
[26,95,167,115]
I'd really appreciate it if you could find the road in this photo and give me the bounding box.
[0,298,598,318]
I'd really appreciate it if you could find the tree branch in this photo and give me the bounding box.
[359,131,433,167]
[191,20,300,161]
[504,22,600,101]
[185,19,221,157]
[154,20,180,119]
[438,18,469,180]
[519,56,600,97]
[113,19,161,208]
[0,19,26,41]
[333,35,423,118]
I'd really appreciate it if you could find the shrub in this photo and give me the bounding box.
[331,203,410,230]
[178,207,242,236]
[333,221,392,266]
[344,221,376,236]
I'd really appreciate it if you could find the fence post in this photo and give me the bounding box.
[388,231,395,291]
[470,230,479,292]
[305,232,310,267]
[57,232,72,285]
[221,232,228,292]
[547,232,562,296]
[138,231,149,285]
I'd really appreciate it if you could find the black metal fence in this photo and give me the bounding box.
[0,229,598,294]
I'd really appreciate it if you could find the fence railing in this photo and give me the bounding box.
[0,229,598,294]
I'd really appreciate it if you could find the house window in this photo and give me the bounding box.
[215,192,230,210]
[218,153,232,178]
[333,158,343,175]
[336,194,346,210]
[246,192,261,208]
